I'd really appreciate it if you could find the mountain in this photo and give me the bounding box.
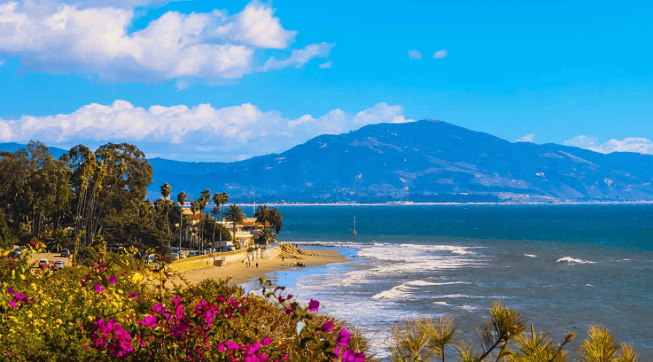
[3,120,653,203]
[148,120,653,203]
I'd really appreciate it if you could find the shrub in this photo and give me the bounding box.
[0,244,373,361]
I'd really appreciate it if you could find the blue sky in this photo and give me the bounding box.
[0,0,652,161]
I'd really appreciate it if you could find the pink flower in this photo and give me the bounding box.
[287,294,293,300]
[337,328,352,347]
[138,315,158,328]
[261,337,271,346]
[283,305,293,314]
[93,283,104,293]
[10,301,16,308]
[108,275,117,284]
[308,299,320,312]
[321,321,334,332]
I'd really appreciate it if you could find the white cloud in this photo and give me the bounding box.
[318,60,332,69]
[516,133,535,143]
[0,1,332,83]
[433,49,448,59]
[0,100,416,161]
[564,135,653,155]
[260,42,334,71]
[408,49,422,60]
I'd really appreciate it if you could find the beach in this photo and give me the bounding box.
[176,247,350,286]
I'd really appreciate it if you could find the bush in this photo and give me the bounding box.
[0,244,373,361]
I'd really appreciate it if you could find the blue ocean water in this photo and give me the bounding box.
[245,204,653,359]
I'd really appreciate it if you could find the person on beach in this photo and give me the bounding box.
[256,262,258,268]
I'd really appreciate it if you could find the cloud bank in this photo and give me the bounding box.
[564,135,653,155]
[0,0,332,83]
[0,101,415,161]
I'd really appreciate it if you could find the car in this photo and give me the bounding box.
[203,248,212,254]
[171,253,179,260]
[189,251,200,257]
[54,261,65,269]
[60,249,70,257]
[178,253,186,259]
[37,259,48,268]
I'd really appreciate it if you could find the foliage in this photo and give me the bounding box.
[224,204,245,247]
[0,245,372,361]
[389,305,639,362]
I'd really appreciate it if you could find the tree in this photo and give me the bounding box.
[158,183,172,246]
[176,191,187,253]
[270,208,283,234]
[213,192,228,250]
[224,204,245,248]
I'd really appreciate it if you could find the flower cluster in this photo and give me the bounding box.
[0,249,371,361]
[89,318,134,358]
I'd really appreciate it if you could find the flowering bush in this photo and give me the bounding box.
[0,245,373,361]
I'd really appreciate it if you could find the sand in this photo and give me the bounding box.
[175,248,350,286]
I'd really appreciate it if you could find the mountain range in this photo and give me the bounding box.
[3,120,653,203]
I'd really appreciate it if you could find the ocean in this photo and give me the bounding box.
[242,204,653,360]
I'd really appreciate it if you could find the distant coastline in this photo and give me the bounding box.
[236,200,653,207]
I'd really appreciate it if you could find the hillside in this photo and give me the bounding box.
[147,120,653,203]
[4,120,653,203]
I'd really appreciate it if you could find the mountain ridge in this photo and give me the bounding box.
[3,120,653,203]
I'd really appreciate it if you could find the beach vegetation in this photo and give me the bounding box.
[0,244,372,361]
[389,304,638,362]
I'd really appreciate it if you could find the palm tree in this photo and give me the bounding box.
[198,189,210,252]
[190,200,199,251]
[254,205,271,245]
[212,192,227,250]
[176,191,187,253]
[270,208,283,234]
[224,204,245,248]
[159,183,172,247]
[160,183,171,201]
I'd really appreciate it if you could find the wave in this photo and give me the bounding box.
[556,256,596,264]
[438,294,511,299]
[371,281,472,300]
[524,254,537,258]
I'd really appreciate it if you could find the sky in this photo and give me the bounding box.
[0,0,652,161]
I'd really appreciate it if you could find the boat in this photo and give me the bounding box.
[352,216,357,235]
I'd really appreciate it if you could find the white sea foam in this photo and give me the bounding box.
[585,284,593,287]
[433,301,450,306]
[556,256,596,264]
[458,305,482,312]
[438,294,511,299]
[524,254,537,258]
[371,281,472,300]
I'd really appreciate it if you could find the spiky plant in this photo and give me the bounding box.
[391,319,431,361]
[421,315,458,362]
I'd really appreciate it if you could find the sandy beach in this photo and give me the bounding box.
[175,247,350,286]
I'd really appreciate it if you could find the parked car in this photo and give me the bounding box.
[203,248,212,254]
[60,249,70,257]
[171,253,179,260]
[145,254,155,264]
[37,259,48,268]
[189,251,200,257]
[54,261,65,269]
[178,253,186,259]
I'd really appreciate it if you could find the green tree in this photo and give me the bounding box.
[176,191,187,253]
[224,204,245,248]
[270,208,283,234]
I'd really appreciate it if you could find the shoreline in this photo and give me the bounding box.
[175,247,351,286]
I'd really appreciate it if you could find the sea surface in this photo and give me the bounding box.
[242,204,653,360]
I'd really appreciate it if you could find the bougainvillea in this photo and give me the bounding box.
[0,245,373,361]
